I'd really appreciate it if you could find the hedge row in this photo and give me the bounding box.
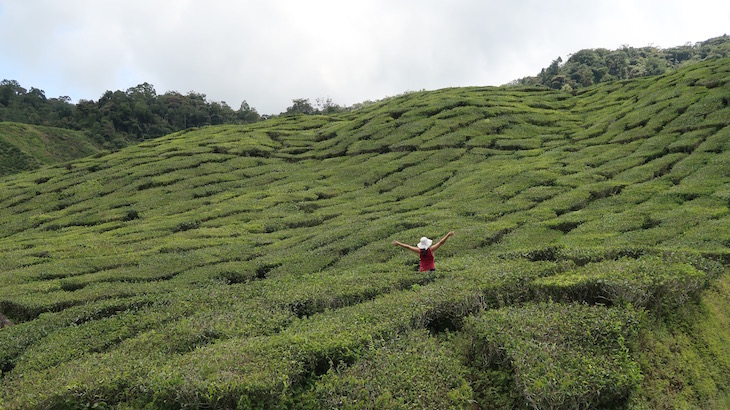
[531,254,716,313]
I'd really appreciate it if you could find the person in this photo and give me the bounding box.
[392,231,454,272]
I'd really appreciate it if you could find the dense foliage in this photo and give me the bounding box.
[0,55,729,409]
[0,81,263,148]
[511,35,730,91]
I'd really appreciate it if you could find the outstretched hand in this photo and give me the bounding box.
[430,230,455,252]
[392,240,420,254]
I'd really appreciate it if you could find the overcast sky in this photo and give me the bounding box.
[1,1,728,115]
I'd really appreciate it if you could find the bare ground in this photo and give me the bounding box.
[0,312,12,328]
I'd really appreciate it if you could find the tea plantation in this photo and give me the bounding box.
[1,57,729,409]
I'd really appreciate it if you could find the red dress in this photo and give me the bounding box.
[419,248,435,271]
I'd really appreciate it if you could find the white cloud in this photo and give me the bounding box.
[1,0,728,114]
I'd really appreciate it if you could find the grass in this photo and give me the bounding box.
[0,122,102,176]
[0,56,729,409]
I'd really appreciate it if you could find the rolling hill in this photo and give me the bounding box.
[0,122,103,176]
[1,56,729,409]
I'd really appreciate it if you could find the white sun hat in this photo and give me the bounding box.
[417,237,433,249]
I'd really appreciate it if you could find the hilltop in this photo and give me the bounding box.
[0,56,729,408]
[1,35,727,165]
[512,34,730,90]
[0,122,102,176]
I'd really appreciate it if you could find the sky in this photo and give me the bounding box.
[0,1,728,115]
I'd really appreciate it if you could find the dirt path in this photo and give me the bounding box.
[0,312,12,328]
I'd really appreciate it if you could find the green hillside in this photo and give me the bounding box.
[0,122,102,176]
[1,56,729,409]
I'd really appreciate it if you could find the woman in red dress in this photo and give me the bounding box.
[392,231,454,271]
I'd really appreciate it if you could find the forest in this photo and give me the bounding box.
[0,81,263,148]
[511,34,730,91]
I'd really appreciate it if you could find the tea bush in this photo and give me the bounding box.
[464,303,644,409]
[302,329,473,409]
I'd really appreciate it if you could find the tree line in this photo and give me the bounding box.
[0,81,264,148]
[0,78,361,149]
[510,35,730,91]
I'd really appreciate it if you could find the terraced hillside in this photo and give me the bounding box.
[0,122,102,176]
[1,57,729,409]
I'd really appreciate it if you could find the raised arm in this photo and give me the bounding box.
[430,230,454,252]
[392,240,421,254]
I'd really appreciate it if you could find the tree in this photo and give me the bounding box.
[568,49,600,66]
[569,64,594,87]
[47,96,75,127]
[541,57,562,87]
[0,79,25,107]
[185,91,211,127]
[665,42,696,67]
[286,98,315,115]
[209,101,235,125]
[315,97,342,114]
[75,99,101,130]
[605,50,629,79]
[592,66,609,84]
[126,83,158,137]
[550,74,570,90]
[237,100,260,123]
[160,91,188,130]
[645,56,667,76]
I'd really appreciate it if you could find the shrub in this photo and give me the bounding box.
[172,220,200,233]
[122,209,140,221]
